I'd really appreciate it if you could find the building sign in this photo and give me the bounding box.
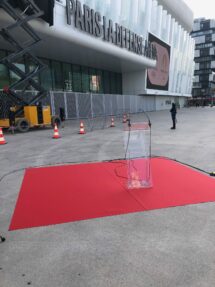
[147,33,170,91]
[66,0,157,60]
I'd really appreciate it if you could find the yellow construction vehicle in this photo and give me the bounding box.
[0,0,61,132]
[0,104,60,132]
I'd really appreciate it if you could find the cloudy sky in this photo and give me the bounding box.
[184,0,215,19]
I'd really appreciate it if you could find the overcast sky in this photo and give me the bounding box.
[184,0,215,19]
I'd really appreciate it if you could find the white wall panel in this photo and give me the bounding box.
[53,1,195,98]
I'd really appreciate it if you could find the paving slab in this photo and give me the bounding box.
[1,107,215,287]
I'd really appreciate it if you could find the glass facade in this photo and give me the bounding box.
[1,0,194,98]
[0,50,9,88]
[191,18,215,98]
[10,56,26,86]
[77,0,195,96]
[149,0,195,95]
[0,50,122,94]
[80,0,150,39]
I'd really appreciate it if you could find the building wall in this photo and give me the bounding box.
[0,0,195,112]
[148,0,195,97]
[122,71,146,95]
[74,0,195,97]
[155,95,186,110]
[191,18,215,99]
[0,49,122,94]
[52,0,156,71]
[157,0,193,32]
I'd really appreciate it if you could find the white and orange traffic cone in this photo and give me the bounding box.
[0,127,7,145]
[110,117,115,127]
[52,123,61,139]
[79,122,85,134]
[122,114,127,123]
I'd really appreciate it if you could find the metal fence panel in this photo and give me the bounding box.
[117,94,124,114]
[66,93,77,119]
[92,94,104,116]
[104,94,112,115]
[112,94,118,115]
[42,92,51,106]
[137,95,145,112]
[78,93,91,118]
[134,96,139,113]
[145,96,156,112]
[1,89,155,122]
[124,95,130,112]
[53,92,65,116]
[130,95,137,113]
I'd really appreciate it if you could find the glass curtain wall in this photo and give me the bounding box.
[52,61,63,90]
[10,56,26,88]
[62,63,73,91]
[80,0,149,38]
[149,0,195,95]
[81,0,194,96]
[0,50,9,89]
[39,59,53,90]
[0,49,122,94]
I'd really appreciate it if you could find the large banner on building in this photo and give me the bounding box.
[147,33,171,91]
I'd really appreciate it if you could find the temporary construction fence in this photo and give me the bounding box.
[0,90,156,121]
[50,92,156,133]
[50,92,155,119]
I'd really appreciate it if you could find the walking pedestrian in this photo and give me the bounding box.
[170,103,177,130]
[8,106,16,134]
[59,107,65,128]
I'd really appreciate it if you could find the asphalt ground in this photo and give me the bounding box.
[1,107,215,287]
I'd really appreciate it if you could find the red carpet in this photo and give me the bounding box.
[9,158,215,230]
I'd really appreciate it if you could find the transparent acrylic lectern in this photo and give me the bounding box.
[124,121,153,189]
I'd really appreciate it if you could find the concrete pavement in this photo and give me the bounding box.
[1,107,215,287]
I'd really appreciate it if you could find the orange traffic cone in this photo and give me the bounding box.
[110,117,115,127]
[0,127,7,145]
[122,114,127,123]
[52,123,61,139]
[79,122,85,134]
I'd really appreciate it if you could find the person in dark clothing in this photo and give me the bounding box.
[170,103,177,129]
[0,235,5,242]
[59,107,65,128]
[8,106,16,134]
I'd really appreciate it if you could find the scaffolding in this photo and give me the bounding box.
[0,0,47,116]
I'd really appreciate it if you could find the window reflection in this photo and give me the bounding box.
[0,50,9,89]
[10,57,25,85]
[90,75,100,92]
